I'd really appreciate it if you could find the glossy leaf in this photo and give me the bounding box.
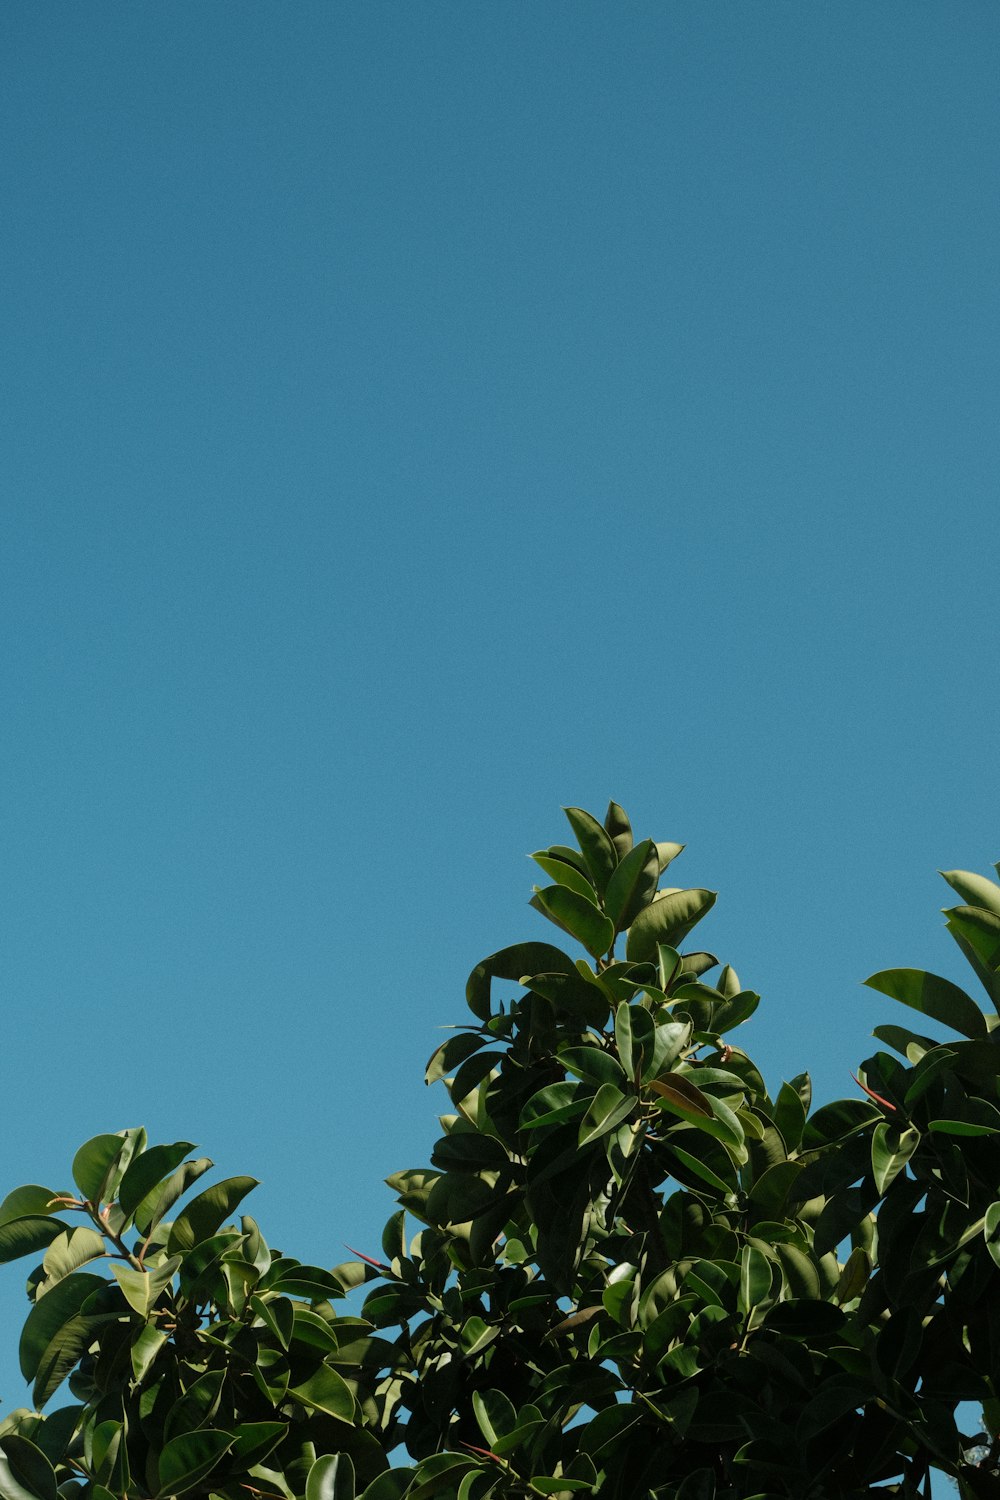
[945,904,1000,971]
[466,942,576,1021]
[625,888,717,962]
[307,1454,356,1500]
[71,1136,125,1203]
[0,1438,57,1500]
[112,1255,181,1318]
[603,800,634,859]
[604,839,659,932]
[940,868,1000,918]
[0,1217,68,1265]
[529,885,615,959]
[117,1141,196,1217]
[134,1157,214,1237]
[871,1122,920,1194]
[577,1084,635,1148]
[166,1176,258,1255]
[648,1073,713,1119]
[287,1366,356,1421]
[40,1227,106,1287]
[0,1454,46,1500]
[865,967,988,1039]
[529,852,597,901]
[156,1430,234,1498]
[0,1187,60,1225]
[19,1273,106,1383]
[563,806,618,893]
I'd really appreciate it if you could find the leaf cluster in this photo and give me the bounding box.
[3,806,1000,1500]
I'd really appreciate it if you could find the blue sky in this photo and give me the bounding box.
[1,3,998,1459]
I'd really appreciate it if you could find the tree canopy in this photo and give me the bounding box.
[1,802,1000,1499]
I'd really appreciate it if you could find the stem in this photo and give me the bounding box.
[84,1203,144,1272]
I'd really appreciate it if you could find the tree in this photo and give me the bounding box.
[0,802,999,1500]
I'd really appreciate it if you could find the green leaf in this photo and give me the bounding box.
[131,1322,168,1382]
[134,1157,214,1237]
[19,1272,106,1382]
[529,852,597,901]
[466,943,576,1021]
[424,1030,490,1087]
[577,1084,634,1148]
[306,1454,356,1500]
[0,1437,57,1500]
[71,1136,126,1203]
[228,1422,286,1470]
[166,1176,258,1255]
[564,806,618,894]
[530,886,614,959]
[625,889,717,963]
[40,1227,106,1287]
[472,1389,517,1446]
[940,868,1000,918]
[656,841,684,873]
[156,1430,234,1497]
[739,1244,772,1317]
[558,1046,627,1088]
[0,1453,50,1500]
[117,1142,197,1217]
[871,1122,920,1194]
[775,1243,821,1300]
[835,1246,871,1304]
[945,905,1000,971]
[615,1003,654,1081]
[864,967,987,1039]
[520,1083,587,1131]
[985,1202,1000,1268]
[0,1187,60,1226]
[112,1255,181,1318]
[927,1117,1000,1137]
[801,1098,881,1148]
[603,801,634,859]
[604,839,659,932]
[648,1073,713,1120]
[668,1143,735,1197]
[34,1307,112,1409]
[773,1081,807,1154]
[287,1366,356,1422]
[0,1217,68,1265]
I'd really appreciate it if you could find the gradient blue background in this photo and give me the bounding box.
[1,6,998,1480]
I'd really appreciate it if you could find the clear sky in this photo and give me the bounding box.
[1,3,998,1459]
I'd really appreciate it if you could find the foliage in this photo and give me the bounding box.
[2,803,1000,1499]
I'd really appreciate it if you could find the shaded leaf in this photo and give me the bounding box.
[563,806,618,894]
[117,1142,196,1217]
[871,1122,920,1194]
[603,801,634,859]
[70,1136,125,1203]
[287,1366,356,1422]
[307,1454,356,1500]
[134,1157,214,1238]
[166,1177,258,1255]
[604,839,659,932]
[529,852,597,902]
[865,967,987,1039]
[625,889,717,963]
[0,1188,60,1227]
[466,943,576,1022]
[530,886,614,959]
[577,1084,634,1148]
[156,1430,234,1498]
[19,1273,106,1383]
[0,1218,68,1266]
